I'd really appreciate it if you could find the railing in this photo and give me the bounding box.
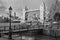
[0,23,60,37]
[0,24,60,32]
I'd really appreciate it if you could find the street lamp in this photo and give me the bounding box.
[9,6,12,39]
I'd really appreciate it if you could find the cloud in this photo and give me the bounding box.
[0,0,56,18]
[0,0,7,12]
[0,6,6,11]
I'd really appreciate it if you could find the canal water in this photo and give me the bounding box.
[12,29,57,40]
[2,29,60,40]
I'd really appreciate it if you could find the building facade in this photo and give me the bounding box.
[25,9,40,22]
[40,1,45,23]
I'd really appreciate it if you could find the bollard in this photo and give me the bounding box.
[4,26,6,31]
[57,25,59,29]
[0,33,1,37]
[19,25,20,30]
[14,25,15,30]
[19,25,20,27]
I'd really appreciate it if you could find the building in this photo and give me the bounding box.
[0,16,4,23]
[22,1,49,23]
[40,1,45,23]
[14,12,16,18]
[25,9,40,22]
[8,6,20,23]
[22,5,40,22]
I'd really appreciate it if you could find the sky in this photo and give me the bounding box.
[0,0,57,18]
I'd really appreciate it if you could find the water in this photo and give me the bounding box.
[11,31,58,40]
[12,35,56,40]
[0,33,59,40]
[0,29,60,40]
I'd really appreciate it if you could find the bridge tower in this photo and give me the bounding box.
[40,1,46,24]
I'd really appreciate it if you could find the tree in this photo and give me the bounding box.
[54,12,60,21]
[49,0,60,19]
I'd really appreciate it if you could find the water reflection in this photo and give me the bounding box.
[12,30,59,40]
[14,35,56,40]
[21,36,34,40]
[13,33,56,40]
[13,36,34,40]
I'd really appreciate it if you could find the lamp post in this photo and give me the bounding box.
[9,6,12,39]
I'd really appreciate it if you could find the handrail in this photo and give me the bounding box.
[0,24,60,33]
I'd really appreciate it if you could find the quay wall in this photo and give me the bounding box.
[43,29,60,36]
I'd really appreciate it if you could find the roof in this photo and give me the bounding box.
[26,9,40,12]
[9,6,12,10]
